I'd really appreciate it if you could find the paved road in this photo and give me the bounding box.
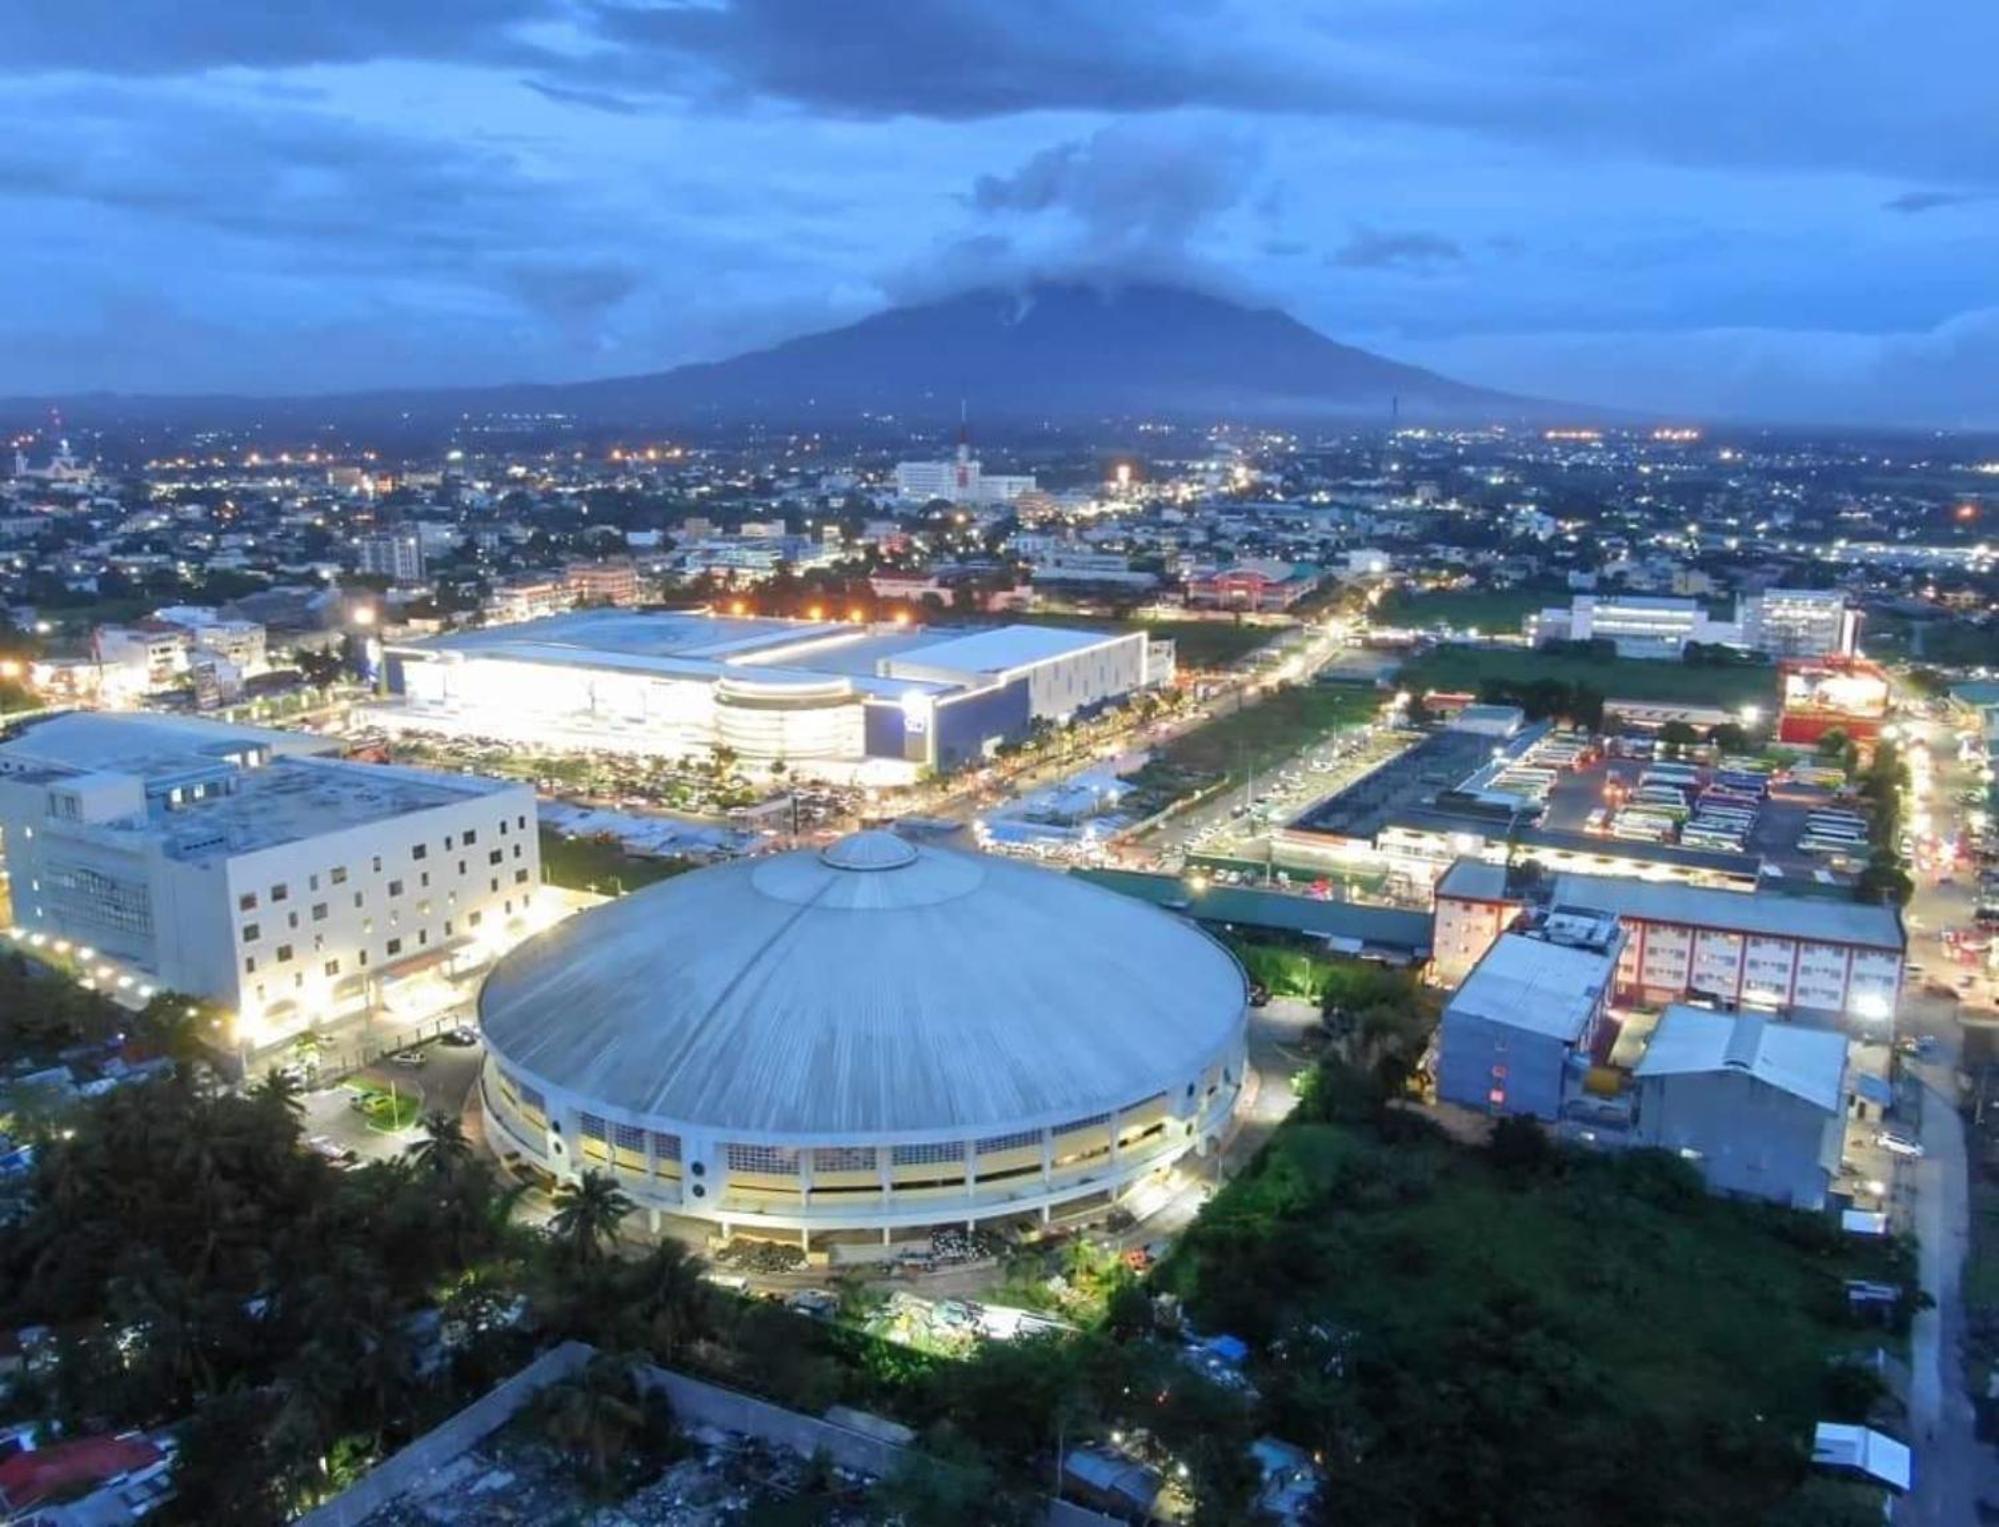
[1906,1063,1983,1524]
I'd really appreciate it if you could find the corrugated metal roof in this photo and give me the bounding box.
[479,834,1246,1138]
[1550,870,1905,950]
[1073,869,1433,956]
[882,624,1133,676]
[1446,933,1613,1041]
[1635,1005,1847,1112]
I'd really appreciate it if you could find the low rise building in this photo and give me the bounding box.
[1432,860,1905,1023]
[1436,904,1625,1119]
[1633,1006,1848,1209]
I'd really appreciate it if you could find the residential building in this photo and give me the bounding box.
[563,558,642,606]
[1436,904,1625,1119]
[0,713,540,1051]
[1633,1006,1849,1208]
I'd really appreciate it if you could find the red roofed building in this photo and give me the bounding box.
[0,1432,167,1517]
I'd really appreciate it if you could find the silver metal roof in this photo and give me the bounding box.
[479,832,1246,1139]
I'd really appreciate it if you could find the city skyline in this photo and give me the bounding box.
[3,2,1997,427]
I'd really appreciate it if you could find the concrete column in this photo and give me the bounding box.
[1040,1129,1053,1189]
[962,1139,976,1207]
[799,1225,810,1254]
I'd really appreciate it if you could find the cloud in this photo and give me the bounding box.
[1882,189,1984,214]
[970,125,1261,249]
[522,79,647,116]
[1330,226,1464,271]
[502,259,642,320]
[1,0,555,75]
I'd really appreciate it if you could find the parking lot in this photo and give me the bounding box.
[299,1030,488,1168]
[1538,757,1866,879]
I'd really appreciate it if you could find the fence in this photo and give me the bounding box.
[304,1343,1119,1527]
[295,1342,592,1527]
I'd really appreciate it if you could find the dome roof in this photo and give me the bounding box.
[479,832,1246,1138]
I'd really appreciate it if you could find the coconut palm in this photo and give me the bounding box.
[549,1169,634,1266]
[406,1110,473,1180]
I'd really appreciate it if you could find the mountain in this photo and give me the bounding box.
[7,282,1550,430]
[544,281,1535,425]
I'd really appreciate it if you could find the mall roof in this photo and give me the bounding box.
[1446,932,1614,1042]
[1550,871,1905,951]
[480,831,1247,1138]
[881,623,1134,677]
[1636,1007,1847,1112]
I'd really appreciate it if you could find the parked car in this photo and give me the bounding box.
[440,1026,480,1047]
[388,1050,427,1069]
[1876,1131,1925,1159]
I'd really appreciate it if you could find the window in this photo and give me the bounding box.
[420,872,430,889]
[275,944,294,963]
[727,1143,799,1175]
[814,1146,876,1172]
[330,866,348,886]
[517,814,527,829]
[650,1132,681,1162]
[468,909,484,928]
[514,868,529,885]
[311,903,327,922]
[488,849,503,866]
[385,937,403,957]
[977,1129,1041,1154]
[463,828,478,845]
[242,922,261,942]
[614,1122,647,1153]
[237,892,258,912]
[371,855,382,873]
[243,955,257,974]
[323,959,340,977]
[891,1141,962,1167]
[411,843,428,861]
[388,879,404,897]
[1055,1112,1112,1135]
[270,883,289,902]
[579,1113,607,1141]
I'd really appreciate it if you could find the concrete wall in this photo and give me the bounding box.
[306,1344,1118,1527]
[1437,1010,1569,1121]
[296,1342,592,1527]
[1634,1070,1841,1210]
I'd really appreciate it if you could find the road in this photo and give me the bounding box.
[1893,697,1996,1522]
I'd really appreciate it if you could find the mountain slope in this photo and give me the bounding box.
[547,281,1527,423]
[6,281,1550,428]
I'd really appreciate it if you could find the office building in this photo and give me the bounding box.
[0,713,540,1051]
[476,830,1248,1244]
[894,436,1036,506]
[1739,588,1860,658]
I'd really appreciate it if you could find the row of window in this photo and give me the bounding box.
[234,814,531,914]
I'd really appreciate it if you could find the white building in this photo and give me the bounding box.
[0,714,540,1052]
[383,610,1160,780]
[1431,861,1905,1024]
[477,831,1247,1245]
[357,529,426,585]
[1633,1006,1848,1209]
[1525,594,1740,658]
[894,440,1036,506]
[1435,905,1625,1120]
[1738,588,1859,658]
[152,606,269,676]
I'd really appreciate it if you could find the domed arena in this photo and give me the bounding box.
[476,830,1248,1246]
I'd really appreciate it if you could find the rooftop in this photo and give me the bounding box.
[1447,931,1617,1042]
[0,711,334,782]
[1550,870,1905,951]
[479,831,1247,1137]
[1636,1006,1848,1112]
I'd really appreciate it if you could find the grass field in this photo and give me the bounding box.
[348,1078,421,1132]
[1378,587,1552,635]
[1160,1102,1910,1525]
[1399,642,1780,709]
[1156,686,1382,782]
[537,826,695,895]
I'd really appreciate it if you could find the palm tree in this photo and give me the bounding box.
[406,1111,473,1181]
[624,1239,710,1359]
[539,1354,646,1485]
[248,1068,306,1121]
[549,1169,634,1266]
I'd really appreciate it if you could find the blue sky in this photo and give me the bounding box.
[2,1,1995,425]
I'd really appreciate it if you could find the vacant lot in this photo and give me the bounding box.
[1158,686,1382,783]
[537,826,694,894]
[1378,586,1553,635]
[1399,643,1780,710]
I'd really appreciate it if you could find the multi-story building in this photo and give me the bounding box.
[563,558,642,606]
[1436,903,1626,1120]
[152,605,269,675]
[356,528,426,585]
[1739,588,1859,658]
[1525,594,1740,658]
[894,440,1036,506]
[1432,860,1904,1023]
[1184,560,1325,611]
[0,713,540,1051]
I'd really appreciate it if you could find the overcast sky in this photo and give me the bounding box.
[3,1,1995,425]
